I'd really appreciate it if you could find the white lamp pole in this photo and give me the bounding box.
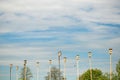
[24,60,27,80]
[16,66,19,80]
[75,55,80,80]
[58,51,62,80]
[10,64,13,80]
[63,57,67,80]
[109,48,112,80]
[49,60,52,80]
[36,62,40,80]
[88,52,92,80]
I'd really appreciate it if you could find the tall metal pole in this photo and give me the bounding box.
[36,62,40,80]
[109,48,112,80]
[10,64,13,80]
[16,66,19,80]
[88,52,92,80]
[49,60,52,80]
[24,60,27,80]
[75,55,80,80]
[58,51,62,80]
[63,57,67,80]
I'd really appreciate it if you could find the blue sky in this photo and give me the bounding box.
[0,0,120,80]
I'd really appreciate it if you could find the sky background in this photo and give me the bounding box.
[0,0,120,80]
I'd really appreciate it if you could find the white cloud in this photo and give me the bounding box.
[0,0,120,33]
[0,0,119,80]
[0,46,57,62]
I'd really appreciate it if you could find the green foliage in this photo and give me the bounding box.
[80,69,108,80]
[19,67,33,80]
[82,59,120,80]
[112,73,118,80]
[45,66,64,80]
[116,59,120,79]
[103,72,118,80]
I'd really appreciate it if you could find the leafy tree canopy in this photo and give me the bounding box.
[19,67,33,80]
[80,69,108,80]
[45,66,64,80]
[116,59,120,79]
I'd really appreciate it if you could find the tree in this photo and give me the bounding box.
[19,67,33,80]
[112,73,118,80]
[79,69,108,80]
[103,72,118,80]
[116,59,120,79]
[103,59,120,80]
[45,66,64,80]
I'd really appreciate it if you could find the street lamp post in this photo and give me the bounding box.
[63,57,67,80]
[75,55,80,80]
[24,60,27,80]
[16,66,19,80]
[88,52,92,80]
[49,60,52,80]
[109,48,112,80]
[58,51,62,80]
[36,62,40,80]
[10,64,13,80]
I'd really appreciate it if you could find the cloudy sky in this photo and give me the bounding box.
[0,0,120,80]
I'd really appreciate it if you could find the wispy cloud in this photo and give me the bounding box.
[0,0,119,33]
[0,0,120,80]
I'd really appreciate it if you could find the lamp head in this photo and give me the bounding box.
[36,62,40,67]
[24,60,27,64]
[16,66,19,70]
[36,62,39,64]
[88,52,92,57]
[109,48,112,55]
[49,60,52,64]
[75,55,80,60]
[10,64,13,68]
[58,51,62,57]
[64,57,67,63]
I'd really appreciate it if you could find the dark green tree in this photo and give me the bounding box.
[45,66,64,80]
[79,69,108,80]
[112,73,118,80]
[116,59,120,79]
[103,72,118,80]
[19,67,33,80]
